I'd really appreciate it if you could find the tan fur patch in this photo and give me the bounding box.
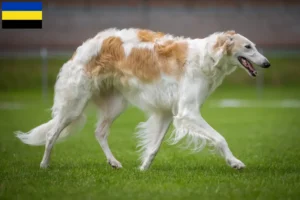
[225,30,236,36]
[138,29,165,42]
[213,32,235,55]
[155,40,188,77]
[86,36,125,77]
[120,48,161,82]
[119,40,188,82]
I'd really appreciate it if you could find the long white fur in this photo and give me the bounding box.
[15,28,269,170]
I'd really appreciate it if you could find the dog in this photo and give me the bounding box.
[16,28,270,170]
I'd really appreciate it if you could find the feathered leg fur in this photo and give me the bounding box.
[137,113,172,171]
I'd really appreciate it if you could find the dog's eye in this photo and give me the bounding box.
[245,44,251,49]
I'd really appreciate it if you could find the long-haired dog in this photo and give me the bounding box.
[16,28,270,170]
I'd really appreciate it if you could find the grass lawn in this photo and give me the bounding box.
[1,86,300,200]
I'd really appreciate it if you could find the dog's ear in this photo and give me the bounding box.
[225,30,236,36]
[213,31,235,55]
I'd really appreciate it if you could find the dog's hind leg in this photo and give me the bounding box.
[40,88,91,169]
[137,113,172,171]
[94,91,127,169]
[40,60,93,168]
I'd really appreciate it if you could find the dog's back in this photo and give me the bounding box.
[75,28,189,84]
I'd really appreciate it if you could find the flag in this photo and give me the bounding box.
[2,2,42,29]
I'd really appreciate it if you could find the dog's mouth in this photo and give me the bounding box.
[238,56,257,77]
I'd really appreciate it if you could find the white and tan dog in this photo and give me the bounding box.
[16,28,270,170]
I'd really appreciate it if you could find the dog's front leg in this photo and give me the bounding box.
[196,115,245,169]
[173,78,245,169]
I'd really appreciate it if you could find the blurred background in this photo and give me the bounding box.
[0,0,300,96]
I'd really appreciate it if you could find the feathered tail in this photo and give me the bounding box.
[15,115,86,146]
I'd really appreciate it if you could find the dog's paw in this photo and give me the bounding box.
[139,166,147,171]
[108,159,122,169]
[40,162,49,169]
[227,158,245,170]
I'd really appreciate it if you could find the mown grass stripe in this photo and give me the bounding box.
[2,11,42,20]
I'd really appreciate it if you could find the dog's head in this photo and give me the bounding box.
[213,31,270,77]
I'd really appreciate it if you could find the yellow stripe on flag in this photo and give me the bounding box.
[2,11,42,20]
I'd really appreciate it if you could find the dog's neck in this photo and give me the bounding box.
[196,34,237,78]
[188,34,237,93]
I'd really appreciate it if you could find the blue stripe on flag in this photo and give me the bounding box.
[2,2,42,11]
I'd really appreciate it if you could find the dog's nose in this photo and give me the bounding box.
[262,61,271,68]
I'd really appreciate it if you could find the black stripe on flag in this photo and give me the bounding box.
[2,20,42,29]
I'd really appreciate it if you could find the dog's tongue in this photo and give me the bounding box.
[242,58,256,74]
[242,58,248,67]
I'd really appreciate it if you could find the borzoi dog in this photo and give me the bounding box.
[16,28,270,170]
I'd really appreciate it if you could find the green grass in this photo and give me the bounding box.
[1,86,300,200]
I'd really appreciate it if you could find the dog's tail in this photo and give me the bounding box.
[15,115,86,146]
